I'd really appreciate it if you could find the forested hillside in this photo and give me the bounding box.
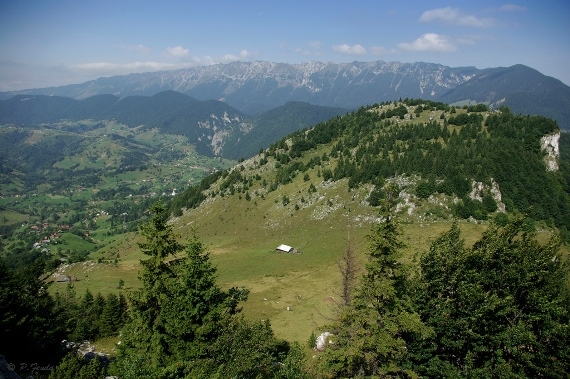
[1,100,569,378]
[0,92,348,159]
[173,100,570,231]
[223,101,348,159]
[0,91,246,157]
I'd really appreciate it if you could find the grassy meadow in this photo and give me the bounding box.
[49,136,529,344]
[32,107,567,345]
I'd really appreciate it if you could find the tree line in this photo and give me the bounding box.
[53,285,128,342]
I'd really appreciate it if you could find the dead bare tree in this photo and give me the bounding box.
[337,224,360,309]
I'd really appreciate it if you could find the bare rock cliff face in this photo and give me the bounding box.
[541,132,560,171]
[470,178,506,213]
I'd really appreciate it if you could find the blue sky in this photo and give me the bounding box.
[1,0,569,91]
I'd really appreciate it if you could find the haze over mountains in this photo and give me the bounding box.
[1,60,569,130]
[0,91,348,159]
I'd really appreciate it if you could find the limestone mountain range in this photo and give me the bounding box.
[1,60,569,129]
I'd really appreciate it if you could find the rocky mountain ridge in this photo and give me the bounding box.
[0,61,480,113]
[1,60,569,129]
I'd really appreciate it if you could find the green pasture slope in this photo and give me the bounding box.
[27,104,570,346]
[51,120,565,345]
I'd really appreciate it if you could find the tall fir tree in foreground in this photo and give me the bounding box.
[318,187,432,378]
[0,256,65,372]
[113,201,291,378]
[412,217,570,378]
[115,200,185,373]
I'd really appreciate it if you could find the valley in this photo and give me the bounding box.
[0,119,234,266]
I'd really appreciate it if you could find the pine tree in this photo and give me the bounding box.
[91,292,105,337]
[319,189,432,377]
[113,201,312,378]
[81,289,94,310]
[117,291,128,325]
[116,200,185,370]
[159,234,249,363]
[99,293,121,337]
[71,289,98,341]
[413,217,570,377]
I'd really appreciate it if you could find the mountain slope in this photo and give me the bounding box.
[0,91,248,156]
[0,95,79,124]
[172,100,570,231]
[0,92,352,159]
[0,61,479,114]
[6,99,569,344]
[221,101,348,159]
[440,64,570,129]
[161,100,569,340]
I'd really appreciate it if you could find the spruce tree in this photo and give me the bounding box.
[113,201,306,378]
[319,189,431,377]
[413,217,570,377]
[99,293,121,337]
[71,289,97,341]
[159,234,249,363]
[116,200,185,371]
[91,292,105,337]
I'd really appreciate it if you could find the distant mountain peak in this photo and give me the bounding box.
[1,60,568,128]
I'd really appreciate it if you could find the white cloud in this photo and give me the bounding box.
[164,46,190,58]
[499,3,527,12]
[420,7,494,28]
[398,33,456,52]
[332,44,367,55]
[308,41,321,49]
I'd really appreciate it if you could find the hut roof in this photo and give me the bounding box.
[276,244,293,252]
